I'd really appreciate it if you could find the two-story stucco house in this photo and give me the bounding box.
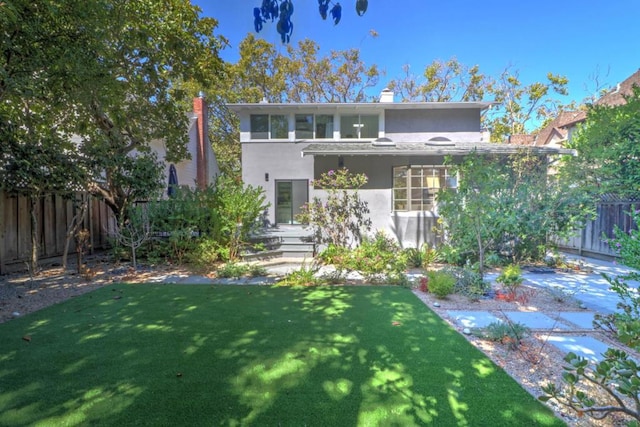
[229,90,561,248]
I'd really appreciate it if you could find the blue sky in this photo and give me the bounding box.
[194,0,640,105]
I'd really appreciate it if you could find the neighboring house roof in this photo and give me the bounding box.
[301,141,574,157]
[533,110,588,147]
[508,134,536,145]
[596,68,640,106]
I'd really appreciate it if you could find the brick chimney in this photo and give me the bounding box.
[193,93,208,190]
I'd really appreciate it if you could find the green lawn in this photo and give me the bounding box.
[0,284,564,426]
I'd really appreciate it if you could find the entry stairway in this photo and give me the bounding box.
[243,225,316,260]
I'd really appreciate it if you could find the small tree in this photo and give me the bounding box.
[109,205,152,270]
[297,168,371,248]
[437,151,591,277]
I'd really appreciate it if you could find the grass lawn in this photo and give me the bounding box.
[0,284,564,426]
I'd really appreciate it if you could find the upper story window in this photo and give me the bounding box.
[295,114,334,139]
[250,114,288,139]
[340,114,378,139]
[393,165,457,211]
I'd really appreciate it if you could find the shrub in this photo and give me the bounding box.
[440,265,490,300]
[297,168,372,247]
[427,270,455,298]
[477,321,529,350]
[217,262,249,279]
[403,244,442,269]
[496,264,523,295]
[404,248,423,268]
[318,232,407,281]
[277,263,321,286]
[606,207,640,270]
[187,237,226,267]
[593,272,640,350]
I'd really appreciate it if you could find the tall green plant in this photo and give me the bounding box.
[437,151,591,277]
[297,168,371,247]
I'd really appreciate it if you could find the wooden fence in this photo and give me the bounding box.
[557,200,638,260]
[0,191,113,274]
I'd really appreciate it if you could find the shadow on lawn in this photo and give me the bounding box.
[0,285,563,426]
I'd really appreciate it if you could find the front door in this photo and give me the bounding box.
[276,180,308,224]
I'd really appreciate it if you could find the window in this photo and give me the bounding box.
[270,115,288,139]
[295,114,334,139]
[315,115,333,139]
[393,166,457,211]
[340,114,378,139]
[295,114,313,139]
[250,114,288,139]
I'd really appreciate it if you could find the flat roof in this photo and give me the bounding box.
[301,142,575,156]
[227,101,494,112]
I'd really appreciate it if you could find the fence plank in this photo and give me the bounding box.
[0,190,112,273]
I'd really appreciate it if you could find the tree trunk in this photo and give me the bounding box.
[29,195,39,273]
[62,195,88,271]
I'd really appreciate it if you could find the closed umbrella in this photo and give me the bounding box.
[167,164,178,197]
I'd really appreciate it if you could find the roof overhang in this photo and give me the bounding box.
[227,101,494,113]
[301,142,576,157]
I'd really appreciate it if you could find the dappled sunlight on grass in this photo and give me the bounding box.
[297,286,354,319]
[472,358,496,378]
[0,284,565,426]
[445,368,470,426]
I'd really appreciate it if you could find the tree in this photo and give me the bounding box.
[251,0,368,43]
[68,0,226,223]
[560,86,640,198]
[437,151,590,277]
[1,0,97,269]
[388,59,571,142]
[388,58,490,102]
[486,68,570,142]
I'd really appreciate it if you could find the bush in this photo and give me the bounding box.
[403,245,443,269]
[318,232,407,280]
[606,207,640,270]
[297,168,371,247]
[496,264,523,295]
[476,321,529,350]
[187,237,226,267]
[277,264,321,286]
[440,265,490,300]
[216,262,249,279]
[427,270,455,298]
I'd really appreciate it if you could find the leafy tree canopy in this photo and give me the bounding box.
[560,86,640,198]
[252,0,368,43]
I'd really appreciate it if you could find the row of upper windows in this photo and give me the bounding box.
[250,114,379,140]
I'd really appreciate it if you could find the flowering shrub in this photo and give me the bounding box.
[297,168,372,247]
[606,207,640,270]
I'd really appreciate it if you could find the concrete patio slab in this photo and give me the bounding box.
[557,312,596,329]
[502,311,571,330]
[446,310,502,328]
[545,335,612,363]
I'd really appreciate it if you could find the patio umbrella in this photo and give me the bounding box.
[167,164,178,197]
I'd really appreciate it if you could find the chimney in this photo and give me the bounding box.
[379,88,394,103]
[193,94,208,190]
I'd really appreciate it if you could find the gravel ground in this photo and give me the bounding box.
[0,260,634,426]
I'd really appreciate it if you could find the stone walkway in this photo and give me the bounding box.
[446,255,637,362]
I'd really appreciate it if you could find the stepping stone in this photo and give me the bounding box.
[502,312,571,330]
[546,335,612,363]
[557,312,596,329]
[447,311,502,328]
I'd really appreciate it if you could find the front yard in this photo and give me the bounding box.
[0,284,563,426]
